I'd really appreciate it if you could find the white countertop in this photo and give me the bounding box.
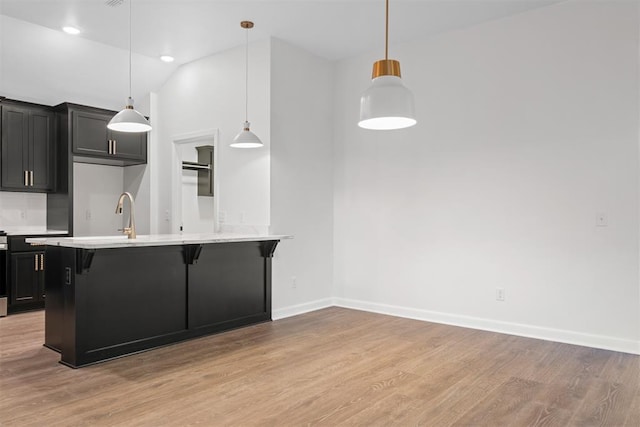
[26,233,292,249]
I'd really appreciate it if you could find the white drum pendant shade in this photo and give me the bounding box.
[359,75,416,130]
[359,0,416,131]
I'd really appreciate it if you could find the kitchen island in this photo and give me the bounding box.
[27,233,289,368]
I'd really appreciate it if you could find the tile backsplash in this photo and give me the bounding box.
[0,192,47,229]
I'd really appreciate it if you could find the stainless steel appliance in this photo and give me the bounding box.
[0,232,7,317]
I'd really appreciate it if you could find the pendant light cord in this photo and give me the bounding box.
[128,0,133,99]
[245,26,249,122]
[385,0,389,60]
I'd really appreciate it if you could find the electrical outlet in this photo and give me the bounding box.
[20,210,26,220]
[496,288,505,301]
[291,276,297,289]
[85,209,92,221]
[164,210,170,222]
[596,212,608,227]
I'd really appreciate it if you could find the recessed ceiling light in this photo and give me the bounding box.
[62,26,81,35]
[160,55,175,63]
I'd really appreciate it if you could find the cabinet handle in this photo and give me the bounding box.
[30,170,34,187]
[113,139,117,155]
[24,171,29,186]
[108,140,112,155]
[40,254,44,271]
[34,254,38,271]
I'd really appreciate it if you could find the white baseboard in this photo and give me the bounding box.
[272,298,333,320]
[332,298,640,355]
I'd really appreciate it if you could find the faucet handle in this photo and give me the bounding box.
[118,228,136,239]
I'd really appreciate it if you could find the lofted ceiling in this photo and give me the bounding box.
[0,0,564,63]
[0,0,564,111]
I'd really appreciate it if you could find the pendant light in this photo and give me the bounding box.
[107,0,152,133]
[231,21,263,148]
[358,0,416,130]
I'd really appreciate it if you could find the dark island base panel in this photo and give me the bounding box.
[8,301,45,314]
[44,241,278,368]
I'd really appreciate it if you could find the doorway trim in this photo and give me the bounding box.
[171,129,220,234]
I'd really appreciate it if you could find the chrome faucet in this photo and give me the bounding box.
[115,192,136,239]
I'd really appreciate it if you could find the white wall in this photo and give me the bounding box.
[73,163,124,236]
[154,38,334,315]
[124,163,150,235]
[154,40,270,235]
[333,0,640,353]
[0,192,46,230]
[270,39,334,317]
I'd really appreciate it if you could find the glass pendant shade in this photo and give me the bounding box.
[108,97,152,132]
[359,75,416,130]
[231,121,263,148]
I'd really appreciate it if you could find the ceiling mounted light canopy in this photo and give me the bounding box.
[358,0,416,131]
[108,0,152,133]
[231,21,263,148]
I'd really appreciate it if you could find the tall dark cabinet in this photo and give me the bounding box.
[0,98,58,314]
[1,101,56,192]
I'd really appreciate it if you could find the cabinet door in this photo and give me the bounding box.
[1,105,30,189]
[188,243,267,329]
[10,252,44,305]
[110,130,147,162]
[2,105,56,192]
[72,110,110,157]
[30,109,55,191]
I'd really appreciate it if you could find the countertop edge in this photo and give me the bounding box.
[26,234,292,249]
[3,230,69,236]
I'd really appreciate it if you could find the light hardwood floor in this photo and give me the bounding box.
[0,307,638,426]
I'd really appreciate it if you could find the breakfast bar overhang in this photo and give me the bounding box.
[27,234,289,368]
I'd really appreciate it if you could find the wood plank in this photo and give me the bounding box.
[1,307,638,426]
[569,350,640,426]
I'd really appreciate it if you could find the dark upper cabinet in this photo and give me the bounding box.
[112,131,147,160]
[71,107,147,165]
[72,110,109,157]
[1,102,55,192]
